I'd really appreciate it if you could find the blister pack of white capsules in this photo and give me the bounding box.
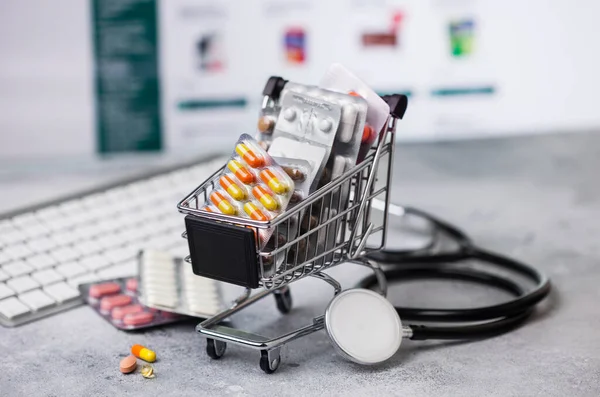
[279,83,368,188]
[201,134,295,247]
[137,250,224,318]
[320,63,391,163]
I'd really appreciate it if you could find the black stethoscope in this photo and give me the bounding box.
[358,204,552,341]
[323,204,551,365]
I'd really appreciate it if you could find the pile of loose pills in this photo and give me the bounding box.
[119,344,156,378]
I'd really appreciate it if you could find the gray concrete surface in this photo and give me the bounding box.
[1,132,599,396]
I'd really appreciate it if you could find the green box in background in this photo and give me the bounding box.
[449,19,475,58]
[92,0,162,153]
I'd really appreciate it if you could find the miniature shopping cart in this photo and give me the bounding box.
[177,77,408,373]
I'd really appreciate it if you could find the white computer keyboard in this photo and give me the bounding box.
[0,156,226,326]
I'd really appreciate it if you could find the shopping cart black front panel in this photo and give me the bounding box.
[185,216,259,288]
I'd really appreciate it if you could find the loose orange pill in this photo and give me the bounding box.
[131,344,157,362]
[260,168,288,194]
[210,191,236,215]
[252,185,278,211]
[243,202,269,221]
[219,175,245,200]
[235,143,264,168]
[227,159,255,184]
[120,355,137,374]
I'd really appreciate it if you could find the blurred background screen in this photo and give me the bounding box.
[1,0,599,159]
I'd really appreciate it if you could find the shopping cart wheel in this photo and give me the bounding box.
[206,339,227,359]
[259,350,281,374]
[274,287,292,314]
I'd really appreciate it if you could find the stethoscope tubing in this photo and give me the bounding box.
[362,206,552,341]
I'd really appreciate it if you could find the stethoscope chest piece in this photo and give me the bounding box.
[325,289,402,365]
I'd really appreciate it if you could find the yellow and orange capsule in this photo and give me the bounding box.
[252,185,278,211]
[243,202,269,221]
[227,159,254,184]
[259,168,288,195]
[210,191,236,215]
[235,143,264,168]
[219,174,245,200]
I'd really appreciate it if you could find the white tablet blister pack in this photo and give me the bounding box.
[320,63,391,163]
[320,63,390,137]
[259,83,368,194]
[137,250,224,318]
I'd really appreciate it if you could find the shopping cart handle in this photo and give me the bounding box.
[262,76,288,100]
[381,94,408,119]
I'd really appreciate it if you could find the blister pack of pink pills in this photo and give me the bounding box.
[79,277,188,331]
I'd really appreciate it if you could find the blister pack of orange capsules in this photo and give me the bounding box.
[202,134,294,246]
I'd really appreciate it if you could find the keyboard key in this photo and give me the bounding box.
[81,192,108,208]
[73,224,99,240]
[51,230,79,246]
[21,221,50,239]
[0,269,9,282]
[11,213,38,228]
[50,246,81,262]
[0,297,31,319]
[96,261,137,280]
[27,254,58,270]
[0,284,15,300]
[0,225,24,245]
[31,269,64,286]
[95,234,123,250]
[19,290,55,311]
[95,219,121,235]
[3,243,33,260]
[3,261,33,277]
[105,247,136,264]
[68,273,99,288]
[73,239,102,255]
[58,199,85,214]
[7,276,39,293]
[79,254,111,271]
[0,220,13,234]
[0,251,10,265]
[45,216,74,232]
[44,282,80,303]
[35,206,63,222]
[55,262,86,278]
[27,236,58,253]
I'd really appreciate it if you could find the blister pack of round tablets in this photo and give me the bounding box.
[202,134,295,247]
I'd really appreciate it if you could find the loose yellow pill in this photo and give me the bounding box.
[210,191,236,215]
[219,175,245,200]
[252,185,278,211]
[131,344,156,363]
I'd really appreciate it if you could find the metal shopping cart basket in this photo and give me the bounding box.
[177,79,408,373]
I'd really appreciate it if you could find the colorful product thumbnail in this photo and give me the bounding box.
[197,33,225,71]
[284,27,306,64]
[449,19,475,57]
[361,11,404,48]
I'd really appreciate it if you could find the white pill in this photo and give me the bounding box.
[319,118,333,132]
[283,108,296,121]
